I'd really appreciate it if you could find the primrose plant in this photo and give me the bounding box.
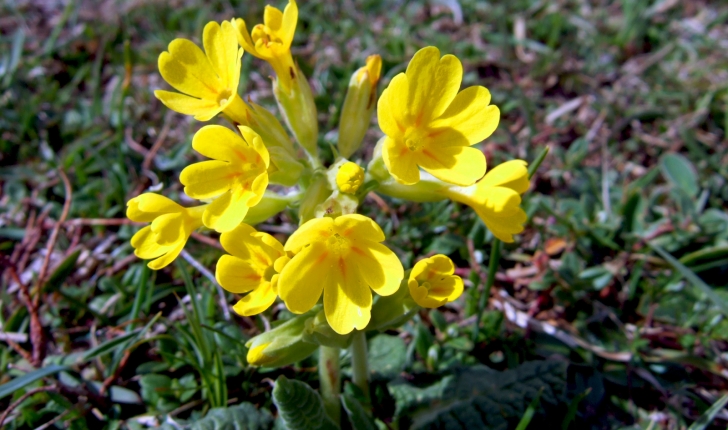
[126,0,535,424]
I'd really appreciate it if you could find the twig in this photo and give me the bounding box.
[180,250,231,321]
[0,385,58,427]
[191,232,224,250]
[36,169,73,304]
[142,115,171,172]
[34,408,73,430]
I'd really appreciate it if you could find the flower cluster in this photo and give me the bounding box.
[127,0,531,356]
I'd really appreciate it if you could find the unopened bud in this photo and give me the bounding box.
[335,162,365,194]
[245,310,318,367]
[337,55,382,158]
[273,64,319,157]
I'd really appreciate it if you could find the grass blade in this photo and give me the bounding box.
[0,364,70,400]
[650,243,728,316]
[687,394,728,430]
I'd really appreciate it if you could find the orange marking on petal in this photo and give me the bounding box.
[350,247,366,256]
[421,149,438,160]
[314,251,329,265]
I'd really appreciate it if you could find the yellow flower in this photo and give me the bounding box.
[408,255,464,308]
[235,0,298,91]
[278,214,404,335]
[377,46,500,186]
[338,55,382,158]
[126,194,205,270]
[335,162,365,194]
[446,160,530,243]
[155,20,243,121]
[216,224,290,316]
[180,125,270,233]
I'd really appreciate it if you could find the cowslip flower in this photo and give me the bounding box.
[446,160,530,243]
[338,55,382,158]
[235,0,297,91]
[127,194,205,270]
[155,20,245,122]
[408,255,464,308]
[278,214,404,335]
[216,224,290,316]
[235,0,318,156]
[377,46,499,186]
[180,125,269,233]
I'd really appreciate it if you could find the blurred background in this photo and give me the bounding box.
[1,0,728,428]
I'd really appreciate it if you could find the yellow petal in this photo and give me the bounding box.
[383,137,420,185]
[473,187,527,243]
[447,276,464,302]
[158,39,221,99]
[323,254,372,335]
[154,90,221,121]
[202,21,239,89]
[334,214,385,243]
[150,213,186,246]
[131,226,171,259]
[216,255,264,294]
[263,4,284,32]
[408,279,446,308]
[280,0,298,48]
[127,194,181,222]
[278,241,328,313]
[429,86,499,146]
[238,125,271,168]
[180,160,234,200]
[478,160,530,194]
[352,242,403,297]
[283,217,333,253]
[192,125,256,164]
[405,47,462,124]
[234,18,261,58]
[219,223,257,258]
[232,282,277,316]
[203,189,253,233]
[148,241,186,270]
[220,226,278,269]
[377,74,408,138]
[418,145,485,186]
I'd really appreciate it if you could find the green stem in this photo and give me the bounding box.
[472,239,502,343]
[350,331,370,403]
[318,346,341,425]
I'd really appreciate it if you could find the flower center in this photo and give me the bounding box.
[217,88,233,107]
[326,233,351,256]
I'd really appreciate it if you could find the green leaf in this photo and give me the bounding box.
[272,376,337,430]
[687,394,728,430]
[650,243,728,316]
[342,393,377,430]
[188,403,274,430]
[659,153,699,197]
[0,364,70,400]
[367,334,407,380]
[390,361,568,429]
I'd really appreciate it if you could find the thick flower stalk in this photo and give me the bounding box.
[235,0,319,157]
[155,20,244,122]
[278,214,404,334]
[127,194,205,270]
[408,255,464,308]
[216,224,290,316]
[445,160,530,243]
[377,46,500,186]
[179,125,269,233]
[338,55,382,158]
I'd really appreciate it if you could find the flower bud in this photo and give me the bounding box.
[273,63,319,157]
[337,55,382,158]
[335,162,365,195]
[245,310,318,368]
